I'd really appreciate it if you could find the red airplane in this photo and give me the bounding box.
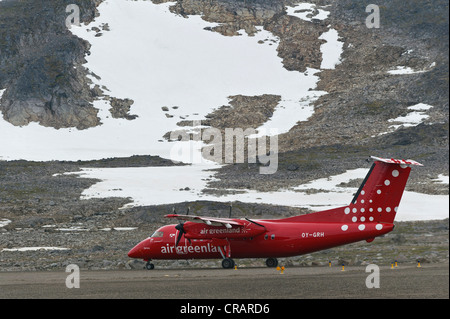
[128,156,422,269]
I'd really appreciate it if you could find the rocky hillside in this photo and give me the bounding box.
[0,0,448,271]
[1,0,448,133]
[160,0,449,192]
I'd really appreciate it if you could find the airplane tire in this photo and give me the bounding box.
[145,262,155,270]
[222,258,235,269]
[266,258,278,268]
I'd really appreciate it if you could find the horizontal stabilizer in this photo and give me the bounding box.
[370,156,423,166]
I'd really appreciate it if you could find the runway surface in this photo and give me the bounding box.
[1,264,448,299]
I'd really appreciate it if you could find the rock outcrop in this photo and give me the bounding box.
[0,0,104,129]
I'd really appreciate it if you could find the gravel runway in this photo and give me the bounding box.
[1,263,448,300]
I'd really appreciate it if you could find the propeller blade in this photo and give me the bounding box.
[175,223,184,232]
[175,230,184,247]
[175,223,185,247]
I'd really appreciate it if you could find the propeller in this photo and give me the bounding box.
[174,206,191,247]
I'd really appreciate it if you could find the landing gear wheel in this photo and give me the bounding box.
[145,261,155,270]
[222,258,235,269]
[266,258,278,268]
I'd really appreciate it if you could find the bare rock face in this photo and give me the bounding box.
[167,0,285,36]
[0,0,101,130]
[203,94,281,131]
[108,97,137,120]
[167,0,325,71]
[1,55,101,130]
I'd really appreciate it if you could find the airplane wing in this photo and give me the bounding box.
[165,214,245,228]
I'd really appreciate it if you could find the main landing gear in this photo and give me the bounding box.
[265,258,278,268]
[221,258,279,269]
[218,239,235,269]
[221,258,235,269]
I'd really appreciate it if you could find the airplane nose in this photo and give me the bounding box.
[128,239,150,259]
[127,245,141,259]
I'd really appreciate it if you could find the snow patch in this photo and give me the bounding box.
[433,174,449,184]
[0,219,11,228]
[387,63,436,75]
[388,66,424,75]
[387,103,433,129]
[251,87,326,137]
[319,29,344,69]
[68,166,449,221]
[100,227,137,231]
[293,168,367,192]
[286,3,330,21]
[67,164,217,206]
[375,103,434,136]
[2,247,69,252]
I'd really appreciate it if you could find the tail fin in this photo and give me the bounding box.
[290,156,422,223]
[348,156,422,223]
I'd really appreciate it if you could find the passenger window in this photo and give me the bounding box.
[271,234,275,240]
[151,231,164,238]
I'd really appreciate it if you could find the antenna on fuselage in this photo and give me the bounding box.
[187,207,190,215]
[229,203,232,218]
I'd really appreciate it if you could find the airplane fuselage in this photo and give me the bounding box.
[130,220,394,261]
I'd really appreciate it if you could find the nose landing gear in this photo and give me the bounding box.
[145,260,155,270]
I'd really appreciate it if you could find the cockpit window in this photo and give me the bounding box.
[151,231,164,238]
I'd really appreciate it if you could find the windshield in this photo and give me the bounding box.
[151,231,164,238]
